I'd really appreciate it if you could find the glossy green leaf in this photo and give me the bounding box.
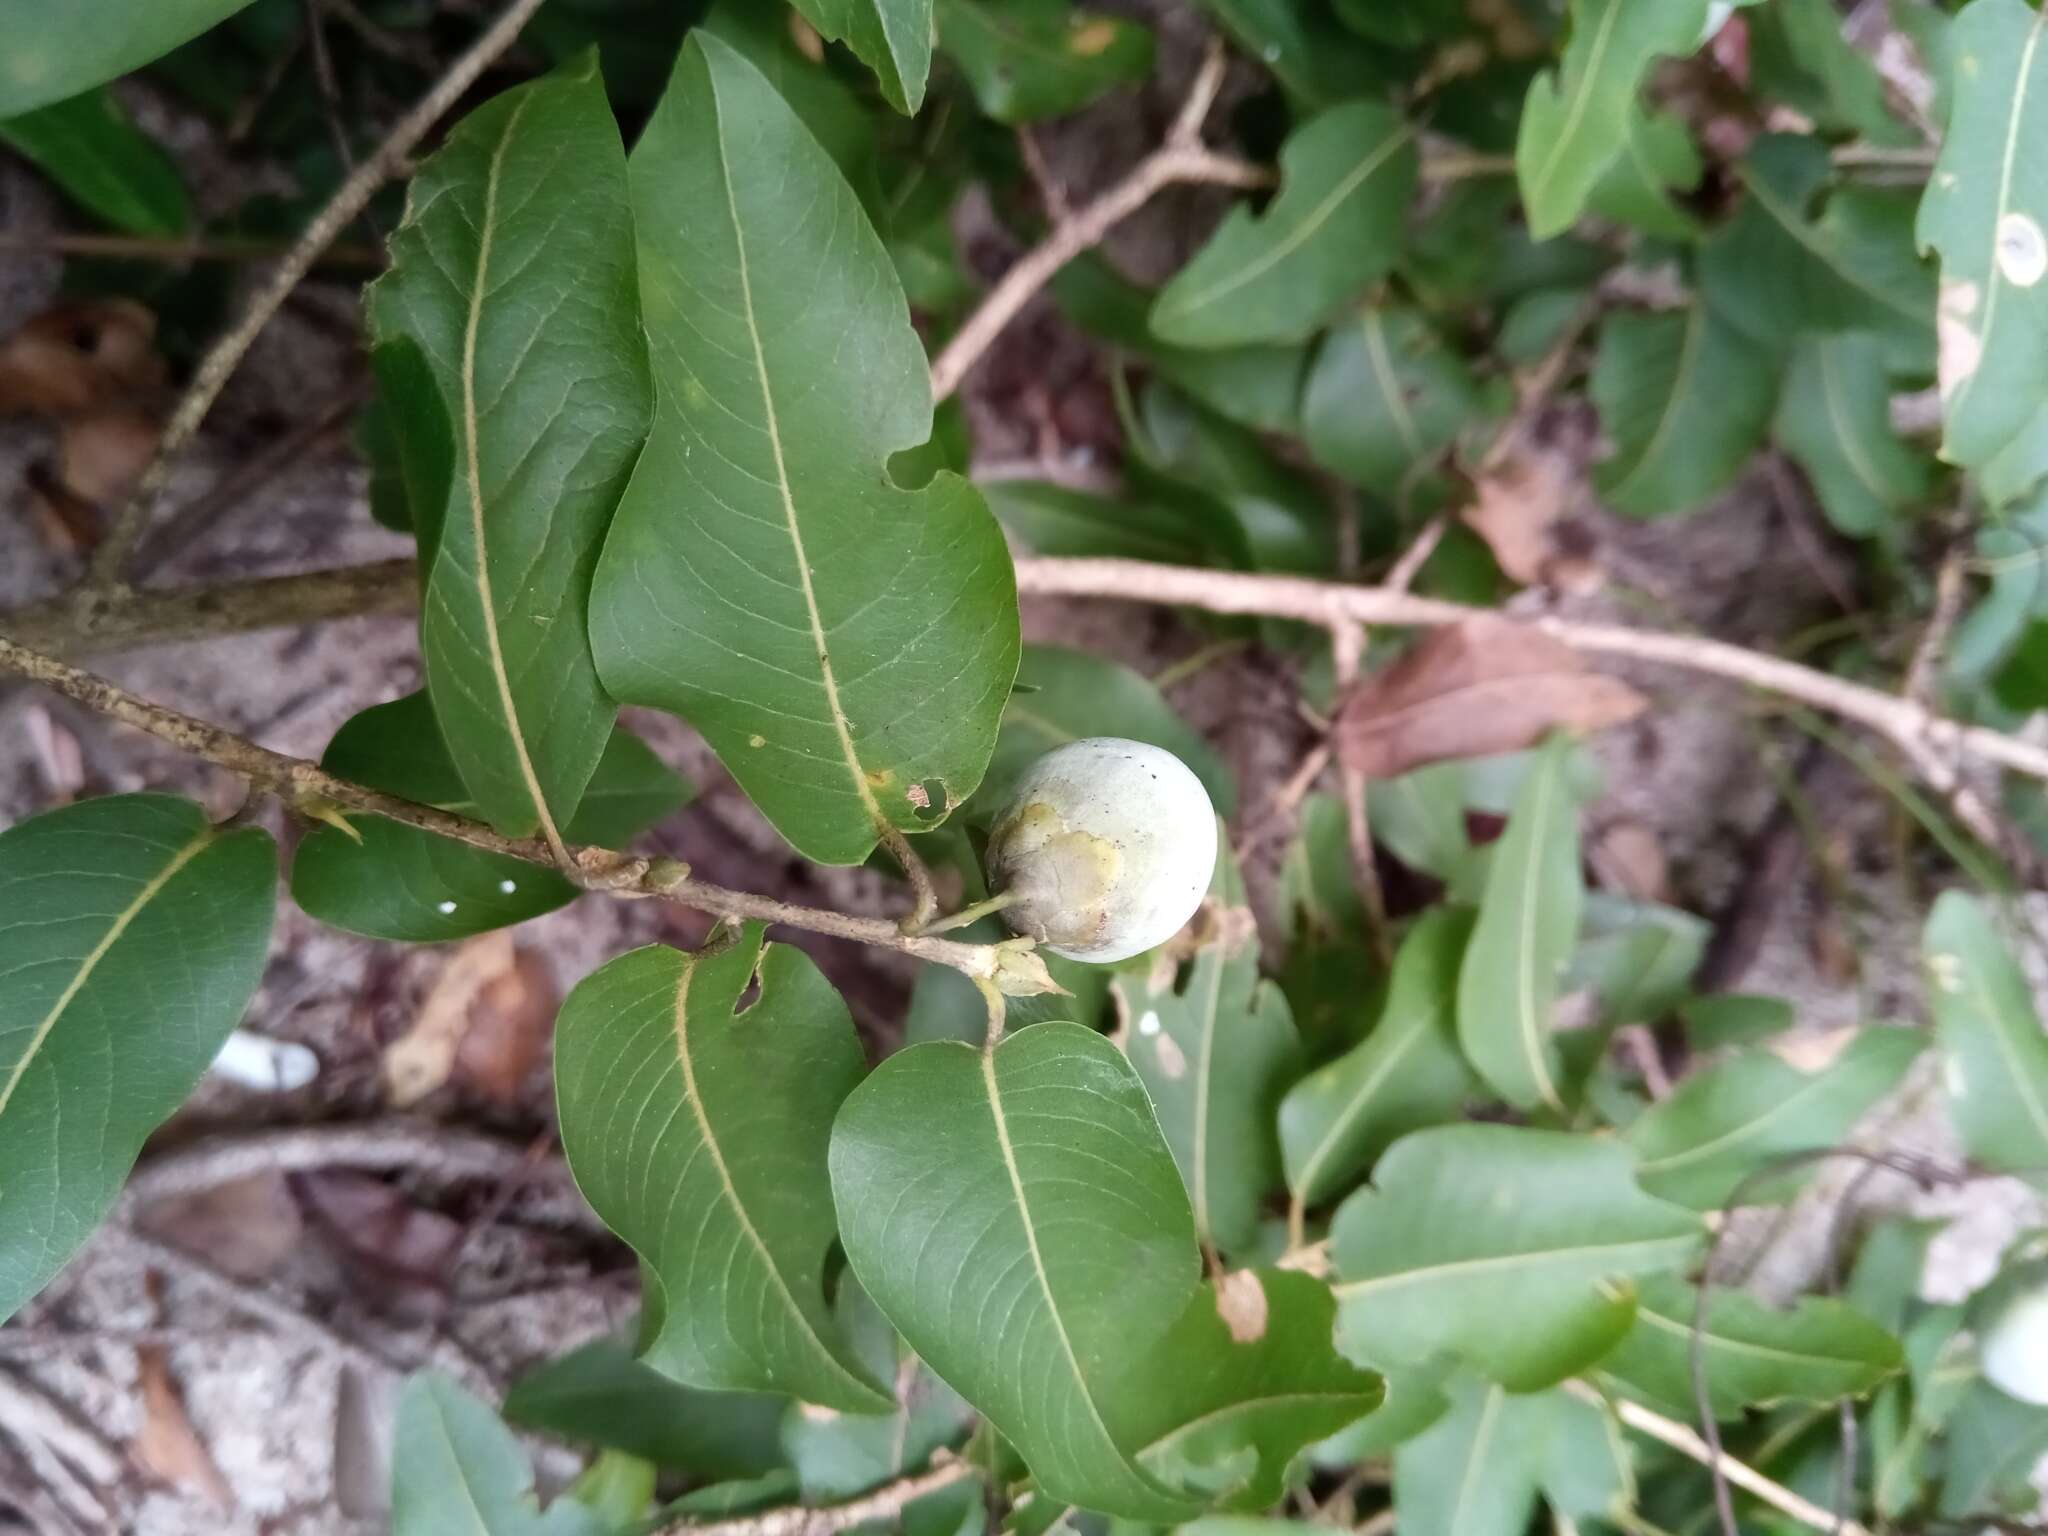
[830,1021,1205,1520]
[0,0,258,117]
[981,479,1212,565]
[0,794,275,1326]
[1150,100,1417,349]
[1586,110,1702,240]
[1132,383,1332,573]
[1701,136,1936,369]
[937,0,1152,123]
[555,927,890,1411]
[1592,303,1777,518]
[1747,0,1917,146]
[0,88,189,235]
[392,1372,600,1536]
[790,0,934,113]
[290,694,689,942]
[1625,1027,1925,1210]
[1775,331,1934,537]
[1456,734,1580,1114]
[703,1,881,204]
[369,58,650,843]
[503,1334,788,1478]
[973,646,1235,820]
[1918,0,2048,469]
[1515,0,1706,240]
[1393,1380,1631,1536]
[1189,0,1398,108]
[590,33,1018,866]
[1302,308,1485,491]
[1118,840,1300,1255]
[1280,909,1476,1210]
[1926,890,2048,1176]
[1599,1276,1902,1421]
[1112,1270,1381,1510]
[1331,1124,1701,1389]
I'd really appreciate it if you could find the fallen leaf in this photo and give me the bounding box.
[289,1170,464,1320]
[134,1345,234,1510]
[134,1170,304,1281]
[1463,443,1595,589]
[56,407,158,507]
[1334,617,1648,780]
[331,1366,391,1522]
[384,932,556,1107]
[1591,819,1671,904]
[0,300,164,416]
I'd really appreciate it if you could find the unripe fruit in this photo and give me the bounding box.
[1982,1282,2048,1405]
[985,737,1218,964]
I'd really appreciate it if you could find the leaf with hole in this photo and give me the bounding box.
[1150,99,1417,349]
[1926,890,2048,1177]
[1597,1276,1902,1421]
[1624,1026,1925,1210]
[1280,908,1476,1211]
[1514,0,1706,240]
[1456,733,1582,1115]
[1592,303,1777,518]
[369,56,650,846]
[936,0,1153,124]
[1774,331,1934,538]
[590,33,1019,866]
[290,693,688,943]
[0,794,275,1328]
[392,1371,603,1536]
[1331,1124,1701,1389]
[1917,0,2048,469]
[829,1021,1205,1520]
[0,87,189,235]
[1302,307,1486,494]
[1117,839,1300,1256]
[790,0,934,113]
[554,926,891,1411]
[0,0,259,116]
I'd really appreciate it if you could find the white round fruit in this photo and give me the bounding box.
[985,737,1218,964]
[1982,1282,2048,1405]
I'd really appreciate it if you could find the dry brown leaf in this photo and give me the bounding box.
[1591,819,1671,904]
[385,932,555,1106]
[289,1170,465,1320]
[134,1345,234,1510]
[56,407,159,508]
[1334,617,1648,780]
[0,300,164,416]
[1463,444,1597,589]
[134,1171,303,1281]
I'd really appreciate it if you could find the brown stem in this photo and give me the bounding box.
[660,1459,975,1536]
[0,637,1006,981]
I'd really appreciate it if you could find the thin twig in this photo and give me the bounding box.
[659,1458,975,1536]
[85,0,551,589]
[0,637,1010,981]
[1382,514,1448,594]
[1906,544,1971,708]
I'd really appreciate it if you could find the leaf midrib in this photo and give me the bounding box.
[0,826,210,1121]
[1526,0,1626,214]
[1292,998,1441,1203]
[1964,952,2048,1153]
[1333,1233,1695,1296]
[1818,343,1892,506]
[1511,751,1565,1111]
[1447,1387,1503,1532]
[1632,1298,1884,1374]
[1363,311,1423,459]
[1605,304,1706,507]
[1743,168,1926,325]
[1633,1054,1870,1175]
[706,58,887,843]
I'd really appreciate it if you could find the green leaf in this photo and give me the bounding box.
[503,1334,788,1478]
[368,339,455,555]
[790,0,934,113]
[1130,382,1331,574]
[369,58,650,844]
[1112,1270,1381,1510]
[1514,0,1707,240]
[1393,1380,1631,1536]
[1599,1276,1902,1421]
[1302,307,1485,491]
[0,0,259,117]
[1701,136,1936,369]
[1116,839,1301,1256]
[590,33,1019,866]
[1586,110,1703,240]
[1331,0,1463,48]
[392,1372,600,1536]
[1747,0,1916,145]
[554,927,891,1411]
[1625,1027,1925,1211]
[1456,734,1580,1114]
[1365,764,1476,890]
[1188,0,1399,109]
[0,88,189,235]
[1592,303,1777,518]
[830,1021,1205,1520]
[936,0,1152,124]
[1926,889,2048,1176]
[1937,1378,2048,1518]
[1916,0,2048,469]
[1569,895,1708,1031]
[1280,908,1476,1210]
[1149,100,1417,349]
[290,694,688,943]
[1774,331,1935,538]
[973,646,1236,820]
[703,1,882,204]
[982,478,1213,565]
[0,794,275,1326]
[1331,1124,1701,1390]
